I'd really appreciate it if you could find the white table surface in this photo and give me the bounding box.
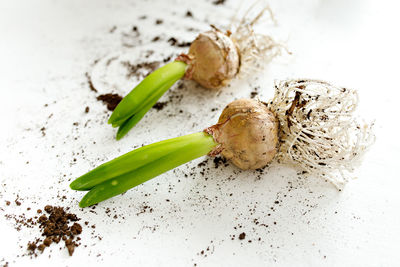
[1,0,399,266]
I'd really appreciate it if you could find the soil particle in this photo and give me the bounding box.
[97,94,123,111]
[213,157,228,168]
[238,232,246,240]
[250,86,259,99]
[213,0,226,5]
[109,26,117,33]
[15,196,21,206]
[163,55,173,63]
[85,72,98,93]
[40,127,46,137]
[152,102,168,111]
[186,11,193,17]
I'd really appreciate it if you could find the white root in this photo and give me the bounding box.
[229,1,286,75]
[268,79,375,188]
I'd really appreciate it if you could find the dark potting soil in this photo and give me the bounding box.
[26,205,83,256]
[96,94,123,111]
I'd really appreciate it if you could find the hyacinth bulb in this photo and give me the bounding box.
[206,99,279,170]
[185,29,240,89]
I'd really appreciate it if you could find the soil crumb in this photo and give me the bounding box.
[85,72,98,93]
[97,94,123,111]
[213,156,228,168]
[152,101,168,111]
[213,0,226,5]
[250,91,258,98]
[238,232,246,240]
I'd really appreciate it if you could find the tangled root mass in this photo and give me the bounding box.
[230,3,284,75]
[268,79,374,188]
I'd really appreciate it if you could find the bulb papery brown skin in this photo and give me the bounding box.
[205,99,279,170]
[184,29,240,89]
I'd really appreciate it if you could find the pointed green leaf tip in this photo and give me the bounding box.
[115,76,178,140]
[70,132,218,207]
[107,61,187,138]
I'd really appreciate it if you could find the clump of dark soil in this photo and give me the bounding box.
[213,156,228,168]
[238,232,246,240]
[97,94,123,111]
[152,101,168,111]
[26,205,83,257]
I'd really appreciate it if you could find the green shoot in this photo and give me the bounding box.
[70,132,213,191]
[108,61,187,137]
[76,132,217,207]
[115,76,178,140]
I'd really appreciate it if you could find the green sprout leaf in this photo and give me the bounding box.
[108,61,187,137]
[76,132,217,207]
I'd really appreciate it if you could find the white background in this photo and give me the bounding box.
[0,0,399,266]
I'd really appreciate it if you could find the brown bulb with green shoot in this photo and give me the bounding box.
[107,7,282,140]
[206,99,279,170]
[181,29,240,89]
[71,79,374,208]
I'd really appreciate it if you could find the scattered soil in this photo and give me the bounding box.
[0,5,324,266]
[168,37,191,48]
[213,156,228,168]
[85,72,98,93]
[121,61,161,79]
[27,205,82,256]
[4,204,84,257]
[96,94,123,111]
